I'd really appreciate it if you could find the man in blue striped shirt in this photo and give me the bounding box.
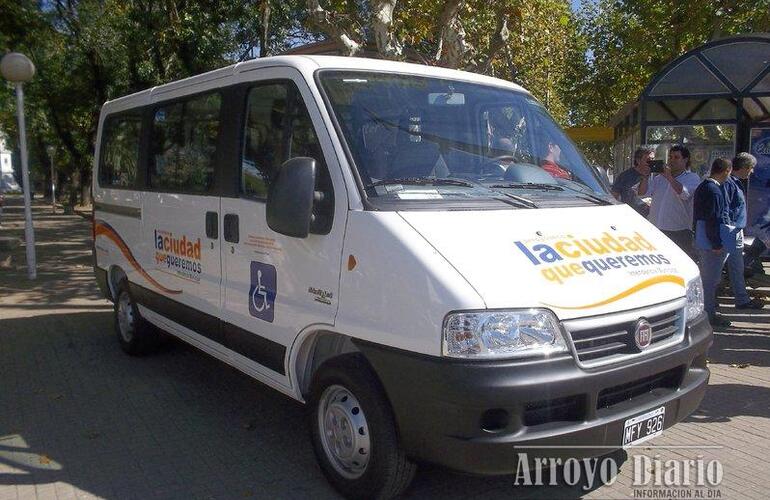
[723,153,764,311]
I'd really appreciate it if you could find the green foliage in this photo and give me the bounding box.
[4,0,770,200]
[0,0,309,203]
[566,0,770,127]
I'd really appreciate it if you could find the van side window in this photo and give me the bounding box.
[242,84,288,198]
[242,82,334,233]
[150,92,221,193]
[99,113,142,188]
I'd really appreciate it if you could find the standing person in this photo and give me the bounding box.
[639,144,701,259]
[741,153,770,274]
[693,158,733,327]
[611,146,654,217]
[723,152,764,310]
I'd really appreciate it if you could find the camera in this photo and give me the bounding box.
[649,159,666,173]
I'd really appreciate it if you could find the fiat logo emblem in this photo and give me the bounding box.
[634,318,653,350]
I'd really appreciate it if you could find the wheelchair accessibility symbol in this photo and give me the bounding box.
[248,262,276,322]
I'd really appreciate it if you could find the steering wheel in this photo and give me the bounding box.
[479,155,517,176]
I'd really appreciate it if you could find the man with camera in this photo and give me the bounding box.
[611,146,654,216]
[639,144,702,259]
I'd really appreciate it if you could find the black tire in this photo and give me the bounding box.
[113,279,159,356]
[309,354,416,500]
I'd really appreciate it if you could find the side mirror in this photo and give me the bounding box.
[267,157,317,238]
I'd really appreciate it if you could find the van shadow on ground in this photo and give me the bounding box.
[0,309,624,499]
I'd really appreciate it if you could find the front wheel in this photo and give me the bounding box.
[309,355,416,499]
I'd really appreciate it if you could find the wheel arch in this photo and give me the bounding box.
[290,328,367,401]
[107,265,128,301]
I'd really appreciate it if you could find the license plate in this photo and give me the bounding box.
[622,406,665,447]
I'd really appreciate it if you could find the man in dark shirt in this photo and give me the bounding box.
[611,147,653,216]
[693,157,732,327]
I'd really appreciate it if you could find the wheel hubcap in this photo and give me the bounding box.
[318,385,371,479]
[117,292,135,343]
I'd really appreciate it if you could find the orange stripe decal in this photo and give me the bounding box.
[95,220,182,295]
[541,274,684,310]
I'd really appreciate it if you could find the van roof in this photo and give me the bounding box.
[102,55,529,111]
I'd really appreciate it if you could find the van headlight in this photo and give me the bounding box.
[442,309,567,359]
[685,277,705,321]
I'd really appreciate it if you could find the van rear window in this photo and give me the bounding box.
[99,113,142,188]
[149,92,221,194]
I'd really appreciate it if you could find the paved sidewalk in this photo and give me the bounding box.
[1,195,769,499]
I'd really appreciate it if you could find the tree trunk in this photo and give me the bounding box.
[260,0,271,57]
[435,0,467,68]
[80,165,92,206]
[371,0,403,60]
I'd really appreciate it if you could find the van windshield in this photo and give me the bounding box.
[319,71,611,208]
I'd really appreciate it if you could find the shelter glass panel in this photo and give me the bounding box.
[744,98,766,120]
[646,124,735,178]
[646,99,735,122]
[757,96,770,118]
[753,72,770,92]
[747,127,770,239]
[690,99,736,120]
[703,42,770,91]
[647,102,677,122]
[649,56,730,97]
[613,139,624,173]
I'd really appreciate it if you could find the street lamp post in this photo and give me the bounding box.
[46,145,56,214]
[1,52,37,280]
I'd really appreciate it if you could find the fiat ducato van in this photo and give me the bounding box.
[92,55,712,499]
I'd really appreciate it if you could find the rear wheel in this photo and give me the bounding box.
[114,280,159,355]
[309,355,416,499]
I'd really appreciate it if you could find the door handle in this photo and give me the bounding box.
[205,211,218,239]
[224,213,239,243]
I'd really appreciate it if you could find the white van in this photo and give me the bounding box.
[92,56,711,499]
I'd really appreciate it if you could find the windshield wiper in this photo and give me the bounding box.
[558,184,614,205]
[494,192,538,209]
[492,182,612,206]
[366,177,476,189]
[490,182,563,191]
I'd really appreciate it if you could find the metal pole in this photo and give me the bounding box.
[15,82,37,280]
[50,154,56,214]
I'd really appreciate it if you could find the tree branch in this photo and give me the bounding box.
[471,16,510,74]
[306,0,363,56]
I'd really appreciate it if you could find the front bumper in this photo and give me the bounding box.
[355,313,712,475]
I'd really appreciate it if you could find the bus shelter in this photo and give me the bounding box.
[611,34,770,233]
[612,34,770,173]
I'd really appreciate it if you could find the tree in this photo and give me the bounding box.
[305,0,514,70]
[0,0,310,205]
[566,0,770,127]
[304,0,579,123]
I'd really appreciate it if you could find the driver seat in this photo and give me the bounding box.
[388,111,449,178]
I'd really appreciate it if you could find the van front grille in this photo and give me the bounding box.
[562,299,686,368]
[597,366,684,409]
[523,395,586,426]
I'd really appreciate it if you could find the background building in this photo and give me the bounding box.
[0,131,20,192]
